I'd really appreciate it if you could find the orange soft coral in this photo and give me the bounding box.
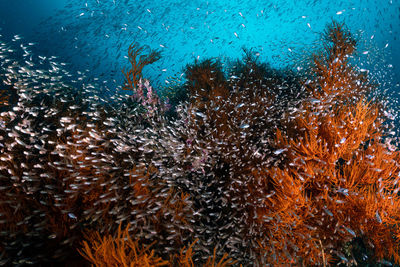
[79,223,169,267]
[79,225,237,267]
[253,21,400,265]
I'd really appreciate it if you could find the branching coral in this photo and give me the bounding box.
[79,224,169,267]
[122,42,161,91]
[0,83,17,113]
[0,89,9,108]
[80,225,236,267]
[252,21,400,265]
[306,21,372,105]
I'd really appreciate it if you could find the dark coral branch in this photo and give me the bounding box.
[121,42,161,92]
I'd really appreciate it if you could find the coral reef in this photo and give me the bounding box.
[1,21,400,266]
[249,21,400,265]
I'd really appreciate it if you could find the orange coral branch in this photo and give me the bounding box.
[80,227,237,267]
[251,21,400,265]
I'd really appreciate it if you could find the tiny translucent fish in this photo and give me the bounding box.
[378,259,393,266]
[384,110,395,120]
[337,253,349,262]
[323,207,333,217]
[343,226,356,237]
[60,117,73,123]
[70,105,80,110]
[68,213,77,220]
[337,188,349,196]
[340,137,346,144]
[48,234,57,239]
[89,131,102,140]
[273,148,287,155]
[308,98,321,104]
[240,123,250,129]
[376,210,382,223]
[15,137,27,146]
[195,112,206,118]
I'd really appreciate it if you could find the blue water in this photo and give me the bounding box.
[0,0,68,38]
[0,0,399,94]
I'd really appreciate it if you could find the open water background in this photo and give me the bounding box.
[0,0,399,95]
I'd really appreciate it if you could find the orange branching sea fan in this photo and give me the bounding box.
[0,20,399,266]
[79,224,236,267]
[254,22,400,265]
[79,223,169,267]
